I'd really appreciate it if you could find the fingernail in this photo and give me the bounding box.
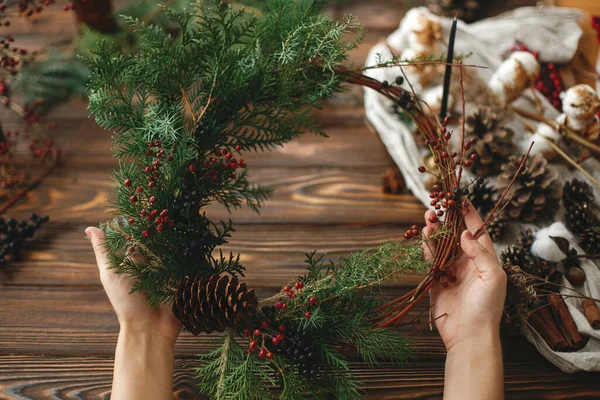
[464,230,474,241]
[85,228,93,240]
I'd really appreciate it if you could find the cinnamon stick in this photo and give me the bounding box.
[529,307,570,352]
[583,299,600,329]
[548,294,586,350]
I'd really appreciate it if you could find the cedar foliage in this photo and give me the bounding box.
[83,0,362,305]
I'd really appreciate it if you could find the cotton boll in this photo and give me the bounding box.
[527,124,560,159]
[404,11,442,54]
[560,84,600,132]
[422,85,454,116]
[531,223,575,262]
[488,51,540,105]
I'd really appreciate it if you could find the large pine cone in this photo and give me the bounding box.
[465,107,516,177]
[496,154,562,223]
[580,226,600,256]
[427,0,483,23]
[173,274,258,335]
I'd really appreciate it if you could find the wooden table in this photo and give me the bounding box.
[1,1,599,399]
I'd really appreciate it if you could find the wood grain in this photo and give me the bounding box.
[1,223,426,287]
[1,356,599,400]
[1,167,424,225]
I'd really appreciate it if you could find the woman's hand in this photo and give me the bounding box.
[422,204,506,400]
[86,226,182,400]
[86,226,182,344]
[422,205,507,351]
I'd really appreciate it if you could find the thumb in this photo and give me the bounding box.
[86,226,110,273]
[460,230,501,276]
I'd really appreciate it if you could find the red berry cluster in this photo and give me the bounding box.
[512,42,563,111]
[427,184,463,220]
[404,224,420,240]
[198,145,246,183]
[124,140,178,238]
[28,137,55,161]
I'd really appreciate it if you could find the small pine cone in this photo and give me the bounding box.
[487,212,507,242]
[500,245,531,271]
[172,274,258,335]
[580,226,600,255]
[496,154,562,223]
[465,108,516,176]
[503,263,537,333]
[469,183,497,216]
[565,202,599,235]
[427,0,483,23]
[563,179,595,208]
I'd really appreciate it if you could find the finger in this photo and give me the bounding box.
[86,227,108,268]
[461,200,494,251]
[423,227,435,262]
[424,210,440,231]
[460,230,502,276]
[422,210,440,262]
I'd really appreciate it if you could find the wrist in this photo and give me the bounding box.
[119,324,177,353]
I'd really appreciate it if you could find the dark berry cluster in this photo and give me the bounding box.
[0,213,48,266]
[274,324,320,380]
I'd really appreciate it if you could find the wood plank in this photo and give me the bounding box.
[3,167,424,225]
[1,356,599,400]
[1,223,426,287]
[0,286,448,360]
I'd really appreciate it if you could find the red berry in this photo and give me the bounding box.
[261,321,269,328]
[266,351,273,360]
[281,303,287,310]
[150,209,157,217]
[128,218,135,225]
[148,181,156,188]
[428,215,438,224]
[235,145,242,152]
[305,312,311,319]
[124,178,132,187]
[160,209,168,218]
[129,195,137,203]
[253,329,261,337]
[156,224,164,232]
[259,348,266,359]
[283,286,291,292]
[136,186,143,193]
[294,281,304,290]
[308,297,316,305]
[149,196,156,203]
[418,166,426,173]
[250,340,257,348]
[278,324,286,332]
[188,164,196,173]
[275,301,283,309]
[142,230,150,238]
[140,209,148,216]
[222,148,229,155]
